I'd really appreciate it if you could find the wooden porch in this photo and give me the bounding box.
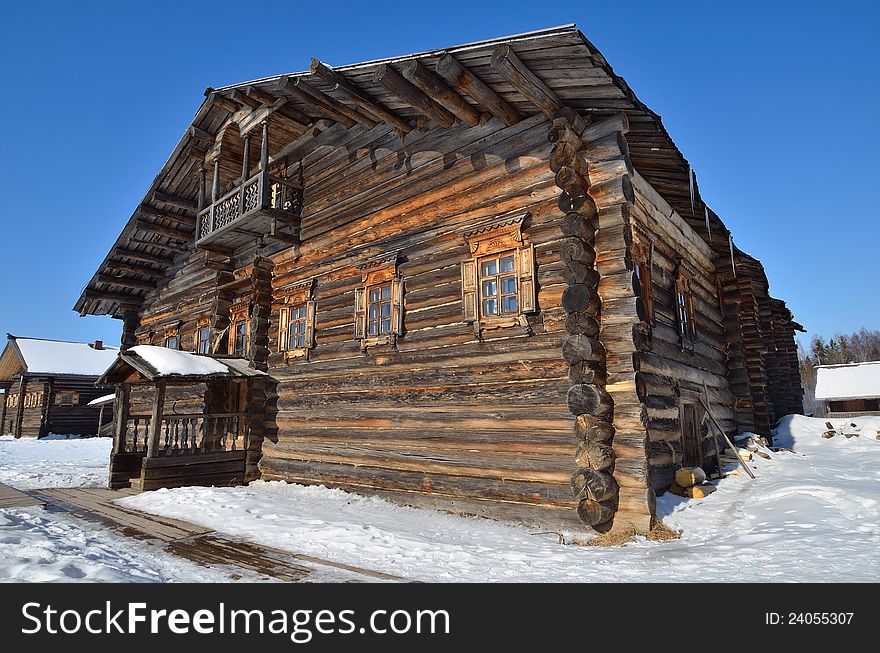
[100,347,266,492]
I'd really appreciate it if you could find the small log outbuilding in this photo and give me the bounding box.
[0,335,118,437]
[74,25,803,533]
[814,362,880,417]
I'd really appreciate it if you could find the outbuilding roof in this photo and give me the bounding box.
[0,335,119,380]
[814,362,880,401]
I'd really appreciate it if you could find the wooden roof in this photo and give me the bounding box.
[98,349,266,385]
[74,24,738,319]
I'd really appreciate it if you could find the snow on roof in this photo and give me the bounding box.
[129,345,230,376]
[87,393,115,406]
[15,338,119,376]
[814,361,880,400]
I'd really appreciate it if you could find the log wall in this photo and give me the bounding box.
[627,172,736,489]
[3,376,110,437]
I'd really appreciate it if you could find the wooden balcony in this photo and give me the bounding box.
[196,169,302,252]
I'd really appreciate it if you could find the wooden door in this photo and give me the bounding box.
[681,402,703,467]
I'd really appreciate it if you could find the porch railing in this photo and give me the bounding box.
[197,170,301,242]
[121,412,248,456]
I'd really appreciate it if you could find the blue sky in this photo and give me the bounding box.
[1,1,877,348]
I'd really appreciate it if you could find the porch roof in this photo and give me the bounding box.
[98,345,266,385]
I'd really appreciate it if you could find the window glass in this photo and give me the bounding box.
[197,327,211,354]
[478,252,518,317]
[367,283,393,336]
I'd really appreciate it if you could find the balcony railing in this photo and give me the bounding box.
[197,169,302,246]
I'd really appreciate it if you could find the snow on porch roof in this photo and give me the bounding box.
[814,361,880,401]
[98,345,267,384]
[87,393,116,406]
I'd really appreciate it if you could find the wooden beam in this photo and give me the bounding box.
[268,217,300,245]
[398,60,480,127]
[134,219,192,241]
[83,289,145,305]
[228,89,261,109]
[113,248,174,265]
[103,260,162,277]
[151,191,197,212]
[95,274,157,290]
[188,125,213,142]
[138,206,195,226]
[490,45,562,118]
[210,94,241,114]
[373,64,455,128]
[435,54,520,126]
[128,237,189,254]
[310,59,412,133]
[291,76,376,128]
[275,76,359,128]
[197,242,234,257]
[244,86,279,106]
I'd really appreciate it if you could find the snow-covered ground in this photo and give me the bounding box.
[0,506,259,583]
[0,435,112,489]
[2,416,878,582]
[117,415,880,582]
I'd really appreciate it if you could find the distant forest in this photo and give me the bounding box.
[798,328,880,414]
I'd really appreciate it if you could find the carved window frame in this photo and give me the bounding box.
[228,302,250,358]
[460,213,536,337]
[277,279,317,361]
[354,253,404,350]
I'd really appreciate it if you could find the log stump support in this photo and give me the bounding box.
[550,114,618,532]
[552,110,655,534]
[244,256,275,482]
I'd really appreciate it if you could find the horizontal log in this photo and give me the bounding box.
[373,64,456,127]
[398,59,481,126]
[571,467,618,502]
[566,383,612,417]
[113,248,174,265]
[562,334,605,365]
[564,312,599,337]
[491,44,562,117]
[562,284,600,315]
[559,238,596,265]
[135,219,193,241]
[575,440,615,471]
[577,499,614,526]
[435,54,521,126]
[561,211,597,242]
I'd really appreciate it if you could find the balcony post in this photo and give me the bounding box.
[240,134,251,213]
[260,120,270,207]
[197,162,206,212]
[211,157,220,233]
[145,381,166,458]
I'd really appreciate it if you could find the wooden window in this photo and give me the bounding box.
[232,320,248,357]
[57,392,75,407]
[196,326,211,354]
[633,238,654,324]
[828,400,846,413]
[164,334,180,350]
[277,279,317,359]
[675,265,697,349]
[354,254,404,349]
[460,214,536,336]
[479,251,519,317]
[367,283,393,335]
[228,303,249,358]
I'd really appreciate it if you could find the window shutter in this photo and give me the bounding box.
[353,287,366,339]
[461,260,477,322]
[72,392,79,406]
[305,301,317,349]
[518,244,537,313]
[391,278,404,336]
[278,307,289,352]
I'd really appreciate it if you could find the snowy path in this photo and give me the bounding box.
[0,435,112,489]
[118,415,880,582]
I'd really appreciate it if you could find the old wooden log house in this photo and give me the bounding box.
[0,335,118,437]
[75,25,803,533]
